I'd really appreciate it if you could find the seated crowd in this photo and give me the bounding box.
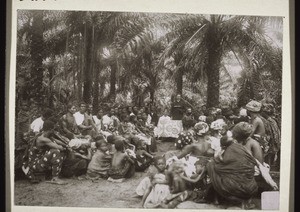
[16,97,281,209]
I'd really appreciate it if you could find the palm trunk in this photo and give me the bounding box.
[30,11,44,106]
[99,78,105,100]
[93,64,100,113]
[78,34,84,100]
[206,25,222,108]
[83,23,93,104]
[48,64,55,108]
[176,67,184,95]
[110,62,117,98]
[150,89,155,103]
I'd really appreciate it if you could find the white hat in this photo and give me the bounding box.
[239,108,247,117]
[210,119,226,130]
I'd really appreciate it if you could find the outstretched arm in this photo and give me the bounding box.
[37,136,65,151]
[251,140,264,163]
[180,168,206,183]
[142,150,154,159]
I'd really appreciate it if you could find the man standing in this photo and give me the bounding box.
[245,100,268,153]
[170,94,185,120]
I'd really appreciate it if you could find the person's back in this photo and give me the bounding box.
[108,138,135,181]
[252,116,265,136]
[244,137,264,164]
[178,136,213,159]
[111,151,127,169]
[191,140,212,157]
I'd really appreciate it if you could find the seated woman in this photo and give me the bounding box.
[163,121,212,170]
[24,120,67,184]
[177,122,214,160]
[209,119,228,158]
[231,122,277,193]
[136,114,157,153]
[206,123,259,209]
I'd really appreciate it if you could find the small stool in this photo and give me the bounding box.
[261,191,280,210]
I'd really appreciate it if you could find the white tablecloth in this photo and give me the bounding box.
[154,119,183,138]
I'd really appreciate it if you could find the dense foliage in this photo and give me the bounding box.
[16,10,283,116]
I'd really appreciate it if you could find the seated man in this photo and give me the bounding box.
[74,102,97,137]
[92,109,105,132]
[60,103,80,140]
[182,107,196,130]
[30,108,54,134]
[24,120,67,184]
[102,109,114,131]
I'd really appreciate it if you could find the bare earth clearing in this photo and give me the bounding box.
[14,141,264,209]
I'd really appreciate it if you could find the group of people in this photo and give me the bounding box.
[15,95,281,209]
[133,97,280,209]
[18,101,161,184]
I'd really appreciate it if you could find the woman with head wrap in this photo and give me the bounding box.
[232,122,278,193]
[231,122,264,164]
[209,119,228,158]
[206,121,259,208]
[176,122,214,167]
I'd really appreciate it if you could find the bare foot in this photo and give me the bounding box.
[46,178,68,185]
[107,177,125,183]
[160,202,169,208]
[77,175,87,180]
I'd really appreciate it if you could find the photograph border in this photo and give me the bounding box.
[6,0,293,212]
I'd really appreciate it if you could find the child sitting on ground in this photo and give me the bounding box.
[135,139,154,172]
[136,156,170,208]
[107,139,135,182]
[160,160,207,208]
[82,137,112,180]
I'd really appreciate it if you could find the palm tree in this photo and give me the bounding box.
[158,14,282,108]
[29,11,45,105]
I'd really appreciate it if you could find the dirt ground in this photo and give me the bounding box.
[14,141,276,209]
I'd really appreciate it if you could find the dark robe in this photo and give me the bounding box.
[207,143,258,202]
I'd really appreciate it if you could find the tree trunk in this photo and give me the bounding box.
[82,23,93,104]
[176,67,184,95]
[110,62,117,99]
[93,64,100,113]
[48,64,55,108]
[206,24,222,108]
[30,11,44,106]
[150,89,155,103]
[77,35,84,101]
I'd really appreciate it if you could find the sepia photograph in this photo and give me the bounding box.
[12,9,284,210]
[7,0,293,211]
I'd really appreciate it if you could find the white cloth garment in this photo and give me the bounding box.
[73,112,85,126]
[30,117,44,133]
